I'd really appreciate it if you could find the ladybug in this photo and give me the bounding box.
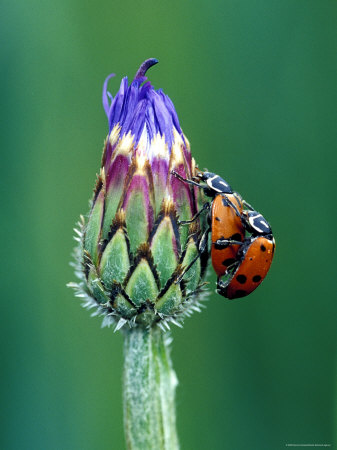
[217,210,275,299]
[171,170,247,279]
[171,170,275,299]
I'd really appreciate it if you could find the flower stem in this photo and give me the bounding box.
[123,326,179,450]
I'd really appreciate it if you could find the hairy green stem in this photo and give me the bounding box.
[123,326,179,450]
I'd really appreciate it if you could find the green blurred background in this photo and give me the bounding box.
[2,0,336,449]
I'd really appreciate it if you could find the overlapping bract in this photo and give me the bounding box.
[69,61,209,330]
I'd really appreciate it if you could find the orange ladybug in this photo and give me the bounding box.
[217,210,275,299]
[171,171,275,300]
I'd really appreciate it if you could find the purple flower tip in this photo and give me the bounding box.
[134,58,159,80]
[102,59,184,151]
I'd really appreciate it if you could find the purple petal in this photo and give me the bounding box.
[127,99,148,142]
[158,90,183,138]
[133,58,159,80]
[102,73,115,116]
[102,61,184,154]
[108,77,128,130]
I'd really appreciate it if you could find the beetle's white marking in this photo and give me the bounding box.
[260,220,269,229]
[249,215,259,225]
[219,180,230,188]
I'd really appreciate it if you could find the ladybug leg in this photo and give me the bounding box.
[222,194,242,218]
[216,260,239,296]
[229,200,241,218]
[216,277,231,296]
[242,199,254,211]
[240,213,249,230]
[214,238,243,248]
[178,202,210,225]
[171,171,214,198]
[233,191,244,206]
[175,227,210,284]
[225,261,240,272]
[171,170,202,189]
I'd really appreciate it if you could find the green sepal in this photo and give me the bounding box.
[100,228,130,289]
[155,283,182,315]
[102,191,120,240]
[125,191,150,255]
[197,189,208,233]
[101,151,130,240]
[177,203,192,249]
[181,238,201,292]
[84,189,104,265]
[150,216,178,288]
[114,294,137,319]
[125,259,159,307]
[87,266,110,304]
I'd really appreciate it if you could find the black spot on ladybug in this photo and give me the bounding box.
[222,258,236,267]
[253,275,262,282]
[236,274,247,284]
[231,233,242,241]
[249,257,253,261]
[260,244,266,252]
[234,290,247,298]
[215,216,221,221]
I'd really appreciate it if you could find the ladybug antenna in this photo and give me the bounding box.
[134,58,159,80]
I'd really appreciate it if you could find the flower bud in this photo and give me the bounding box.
[69,59,209,330]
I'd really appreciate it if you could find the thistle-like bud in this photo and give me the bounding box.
[69,59,208,330]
